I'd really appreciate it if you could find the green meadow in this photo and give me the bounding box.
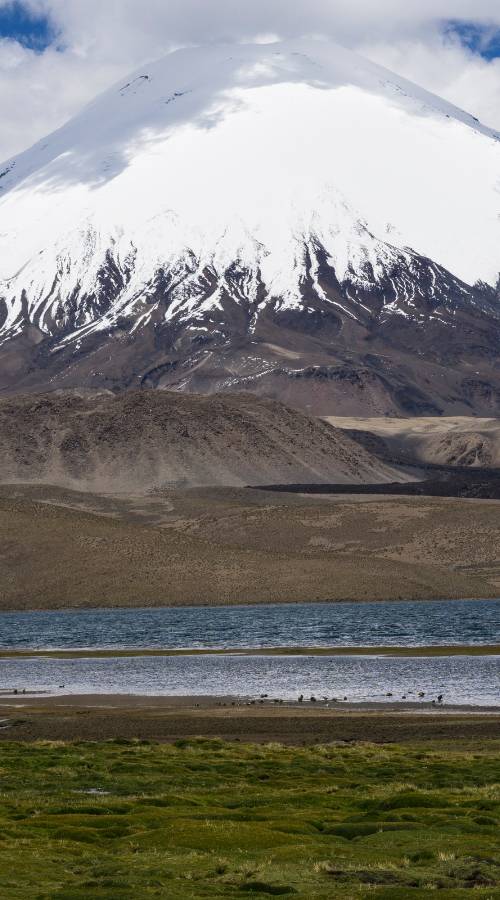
[0,739,498,898]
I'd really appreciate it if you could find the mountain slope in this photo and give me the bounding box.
[0,391,400,490]
[327,415,500,468]
[1,39,500,412]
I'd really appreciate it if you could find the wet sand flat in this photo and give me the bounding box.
[0,694,498,745]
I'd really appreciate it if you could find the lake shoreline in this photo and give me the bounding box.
[0,694,499,744]
[1,644,499,659]
[2,595,500,613]
[1,693,498,713]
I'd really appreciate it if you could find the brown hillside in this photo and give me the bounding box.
[0,391,399,491]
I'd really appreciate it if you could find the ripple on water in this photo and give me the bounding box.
[0,652,498,706]
[0,599,498,651]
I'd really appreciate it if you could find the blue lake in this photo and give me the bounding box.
[0,652,498,706]
[0,600,498,705]
[0,599,498,651]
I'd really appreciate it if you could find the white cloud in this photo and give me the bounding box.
[1,0,500,160]
[0,39,121,162]
[360,34,500,130]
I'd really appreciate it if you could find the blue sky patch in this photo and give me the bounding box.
[445,20,500,60]
[0,1,57,51]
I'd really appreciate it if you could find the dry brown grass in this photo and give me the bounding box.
[1,483,500,610]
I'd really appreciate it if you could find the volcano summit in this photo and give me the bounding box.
[1,39,500,414]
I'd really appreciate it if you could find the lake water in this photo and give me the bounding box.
[0,652,498,706]
[0,600,498,651]
[0,601,498,706]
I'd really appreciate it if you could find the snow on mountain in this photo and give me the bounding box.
[1,39,500,342]
[1,39,500,414]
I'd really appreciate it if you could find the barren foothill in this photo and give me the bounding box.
[0,391,398,491]
[327,414,500,468]
[1,393,500,609]
[2,482,500,609]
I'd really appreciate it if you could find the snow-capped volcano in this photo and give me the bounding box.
[1,39,500,414]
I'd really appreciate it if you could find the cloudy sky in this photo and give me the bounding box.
[1,0,500,161]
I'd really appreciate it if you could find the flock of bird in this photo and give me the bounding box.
[209,692,446,707]
[296,692,444,704]
[7,688,445,705]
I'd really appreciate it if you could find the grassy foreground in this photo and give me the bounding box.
[0,740,499,899]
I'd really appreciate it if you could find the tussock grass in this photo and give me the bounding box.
[0,739,498,897]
